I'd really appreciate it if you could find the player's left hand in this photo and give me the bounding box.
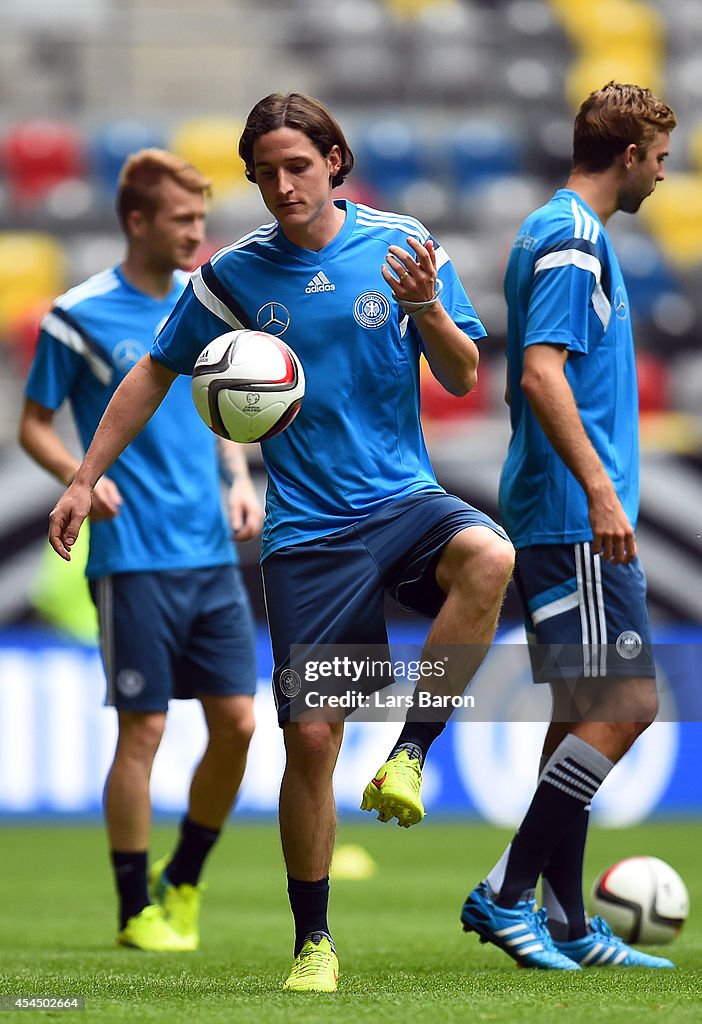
[382,237,437,304]
[228,474,263,542]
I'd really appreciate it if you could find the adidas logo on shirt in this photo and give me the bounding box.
[305,272,336,294]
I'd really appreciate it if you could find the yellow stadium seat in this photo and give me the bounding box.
[384,0,458,18]
[639,174,702,268]
[565,51,662,110]
[169,117,248,202]
[0,232,65,330]
[549,0,663,51]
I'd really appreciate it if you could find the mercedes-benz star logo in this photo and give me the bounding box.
[614,286,628,321]
[256,301,291,336]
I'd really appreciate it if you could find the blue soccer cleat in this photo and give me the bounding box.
[555,916,675,968]
[461,882,581,970]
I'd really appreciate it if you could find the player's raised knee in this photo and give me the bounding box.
[285,720,343,768]
[439,527,513,589]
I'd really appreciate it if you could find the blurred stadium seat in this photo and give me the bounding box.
[420,355,492,421]
[355,119,425,198]
[548,0,664,110]
[65,233,124,286]
[384,0,460,18]
[636,350,670,413]
[91,119,167,197]
[565,51,663,111]
[0,231,65,330]
[169,117,247,202]
[615,232,682,321]
[320,41,401,102]
[458,175,547,233]
[549,0,663,51]
[687,122,702,173]
[1,120,87,208]
[3,298,51,373]
[447,120,525,194]
[639,174,702,267]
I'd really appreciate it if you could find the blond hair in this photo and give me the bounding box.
[116,148,211,231]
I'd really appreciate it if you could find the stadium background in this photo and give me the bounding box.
[0,0,700,825]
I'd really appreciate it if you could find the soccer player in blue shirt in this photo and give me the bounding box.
[460,83,677,969]
[20,150,260,952]
[47,94,515,991]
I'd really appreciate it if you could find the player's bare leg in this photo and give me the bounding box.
[421,526,515,694]
[149,694,255,950]
[105,710,165,851]
[362,527,514,826]
[187,694,255,829]
[104,711,192,948]
[280,720,343,880]
[279,719,343,991]
[431,525,515,647]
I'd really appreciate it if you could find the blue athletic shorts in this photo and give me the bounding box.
[90,564,257,712]
[262,491,510,725]
[515,541,655,682]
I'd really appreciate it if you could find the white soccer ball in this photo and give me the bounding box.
[589,856,689,945]
[191,329,305,443]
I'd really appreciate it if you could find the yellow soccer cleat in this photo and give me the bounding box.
[149,855,202,951]
[117,904,194,951]
[283,935,339,993]
[360,749,424,827]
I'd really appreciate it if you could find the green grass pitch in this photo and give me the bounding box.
[0,819,699,1023]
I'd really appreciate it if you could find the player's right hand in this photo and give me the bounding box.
[48,482,93,561]
[589,488,636,564]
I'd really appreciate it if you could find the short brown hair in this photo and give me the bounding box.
[238,93,354,188]
[573,82,676,172]
[116,148,211,231]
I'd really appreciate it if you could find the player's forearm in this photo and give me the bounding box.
[218,439,255,481]
[521,366,613,499]
[415,306,479,397]
[19,413,80,487]
[74,355,176,489]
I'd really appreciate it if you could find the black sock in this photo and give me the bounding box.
[541,806,590,941]
[166,816,221,887]
[388,721,446,768]
[496,735,612,908]
[287,875,331,956]
[111,850,149,929]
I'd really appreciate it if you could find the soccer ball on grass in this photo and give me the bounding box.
[589,856,689,945]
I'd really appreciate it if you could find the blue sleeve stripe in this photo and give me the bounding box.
[539,237,599,260]
[41,307,112,385]
[192,264,253,331]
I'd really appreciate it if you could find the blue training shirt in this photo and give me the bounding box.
[25,265,236,579]
[499,189,639,548]
[151,200,486,560]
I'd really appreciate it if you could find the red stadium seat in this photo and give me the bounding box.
[1,120,87,208]
[420,356,491,421]
[636,351,670,413]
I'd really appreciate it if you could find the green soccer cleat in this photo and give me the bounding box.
[149,855,202,951]
[283,934,339,993]
[117,904,194,951]
[360,749,424,827]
